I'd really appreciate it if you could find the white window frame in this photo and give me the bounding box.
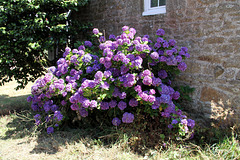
[142,0,166,16]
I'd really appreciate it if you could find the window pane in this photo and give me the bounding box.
[159,0,166,6]
[151,0,158,7]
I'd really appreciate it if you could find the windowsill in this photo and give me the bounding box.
[142,7,166,16]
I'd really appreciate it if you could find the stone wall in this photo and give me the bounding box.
[78,0,240,125]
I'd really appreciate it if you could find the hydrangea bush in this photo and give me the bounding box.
[27,26,195,138]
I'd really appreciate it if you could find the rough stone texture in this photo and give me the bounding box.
[77,0,240,124]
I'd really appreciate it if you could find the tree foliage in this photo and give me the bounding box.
[0,0,89,89]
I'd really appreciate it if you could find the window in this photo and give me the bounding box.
[142,0,166,16]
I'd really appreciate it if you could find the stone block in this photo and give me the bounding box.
[200,86,228,102]
[217,3,240,13]
[217,84,240,94]
[197,0,218,5]
[197,55,222,63]
[223,56,240,68]
[221,68,236,79]
[204,37,225,44]
[236,70,240,80]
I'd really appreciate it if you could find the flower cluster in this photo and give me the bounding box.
[28,26,194,138]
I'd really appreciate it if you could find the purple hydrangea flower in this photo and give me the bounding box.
[84,41,93,47]
[100,82,110,90]
[176,55,182,62]
[94,71,103,81]
[61,100,67,106]
[169,39,176,46]
[104,70,112,78]
[109,100,117,108]
[168,124,173,129]
[159,56,167,62]
[99,57,105,64]
[149,89,156,95]
[78,45,86,50]
[27,96,33,102]
[136,45,144,52]
[118,101,127,110]
[122,112,134,123]
[178,50,185,56]
[112,117,121,126]
[120,65,129,75]
[82,99,91,108]
[121,33,128,40]
[187,119,195,129]
[156,29,165,36]
[119,92,126,99]
[152,104,159,109]
[150,52,159,60]
[160,94,170,104]
[104,61,112,69]
[134,85,142,93]
[122,26,129,31]
[79,108,88,117]
[100,102,109,110]
[154,43,161,48]
[172,119,178,125]
[109,34,116,40]
[100,36,105,42]
[134,56,143,68]
[176,109,182,116]
[141,69,151,77]
[178,62,187,71]
[181,119,188,125]
[48,66,57,74]
[143,76,152,86]
[157,37,164,43]
[185,53,190,58]
[152,77,162,87]
[51,104,59,112]
[181,47,188,53]
[72,49,78,54]
[166,50,173,56]
[172,91,180,100]
[138,92,149,101]
[54,111,63,121]
[158,70,168,79]
[65,47,71,52]
[148,95,156,103]
[180,115,187,119]
[122,57,130,65]
[47,127,54,134]
[34,114,41,120]
[90,100,97,108]
[129,98,138,107]
[93,28,99,34]
[163,41,169,48]
[70,104,79,111]
[82,54,92,63]
[129,28,136,35]
[88,66,98,74]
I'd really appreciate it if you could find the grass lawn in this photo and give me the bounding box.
[0,81,240,160]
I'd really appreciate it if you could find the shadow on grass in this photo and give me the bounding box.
[29,126,120,155]
[0,94,31,115]
[1,108,239,157]
[0,110,122,155]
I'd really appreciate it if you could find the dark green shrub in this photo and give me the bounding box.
[0,0,89,89]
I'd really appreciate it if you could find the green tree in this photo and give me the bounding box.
[0,0,89,89]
